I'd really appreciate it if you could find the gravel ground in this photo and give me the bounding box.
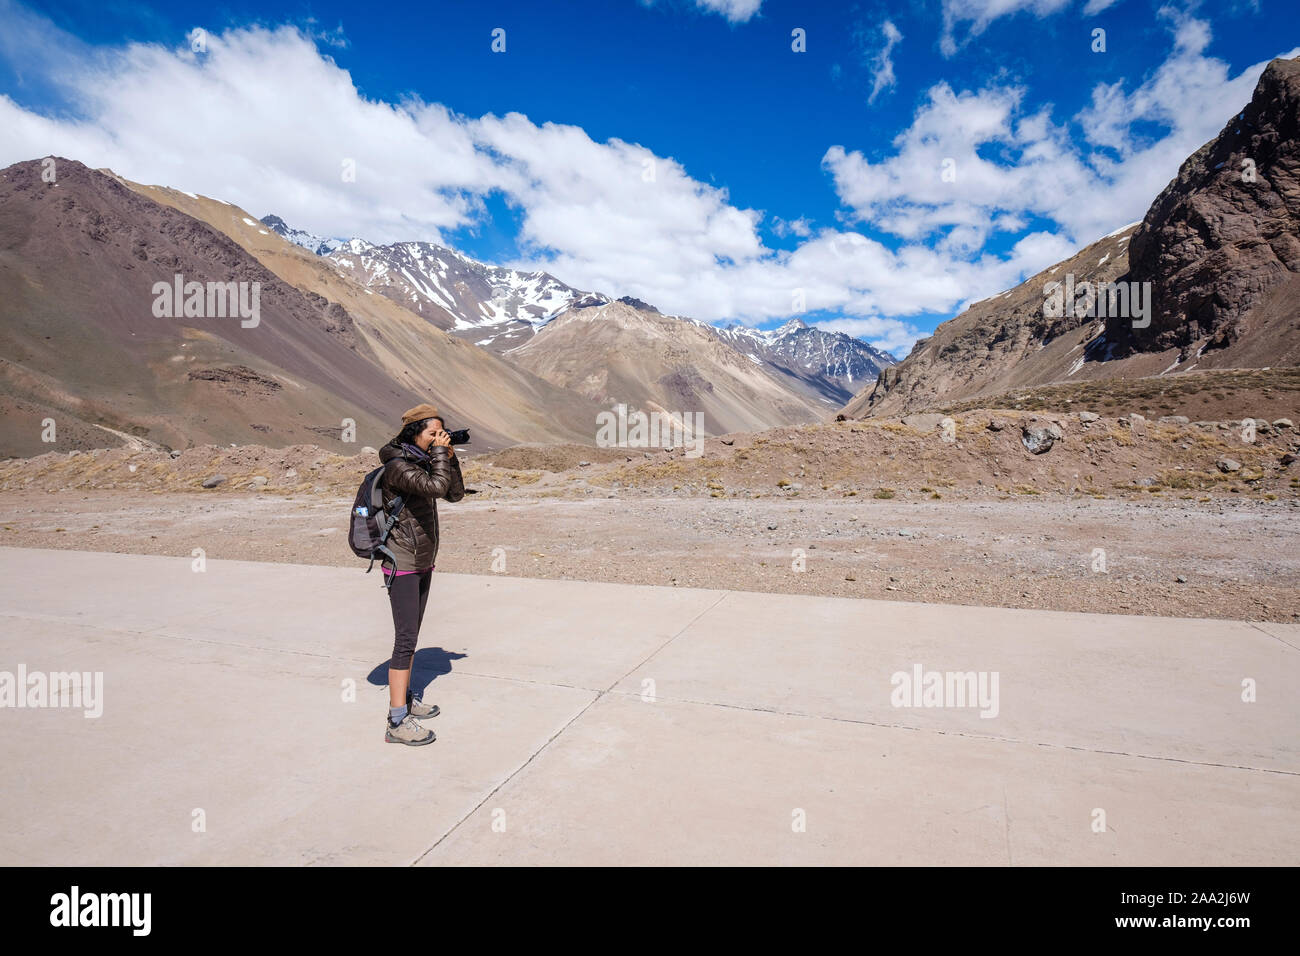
[3,490,1297,623]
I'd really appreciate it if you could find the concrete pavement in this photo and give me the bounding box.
[0,545,1296,865]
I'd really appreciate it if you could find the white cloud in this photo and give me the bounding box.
[692,0,763,23]
[940,0,1072,57]
[868,20,904,104]
[4,5,1284,363]
[770,215,813,238]
[0,12,1067,349]
[1082,0,1123,14]
[826,12,1299,249]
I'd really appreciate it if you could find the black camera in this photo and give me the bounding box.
[448,428,470,445]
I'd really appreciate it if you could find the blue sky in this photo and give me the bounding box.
[1,0,1296,354]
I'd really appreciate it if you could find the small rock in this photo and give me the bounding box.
[721,437,735,445]
[285,468,298,478]
[987,419,1006,432]
[169,449,182,459]
[767,524,777,531]
[1077,411,1100,423]
[1136,477,1156,487]
[1274,419,1293,430]
[578,461,591,467]
[201,474,227,488]
[790,482,803,490]
[1176,575,1187,583]
[251,475,269,486]
[1159,415,1190,425]
[1280,453,1297,466]
[898,528,917,537]
[360,446,378,456]
[1215,458,1241,473]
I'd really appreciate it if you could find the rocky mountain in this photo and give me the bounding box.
[0,158,422,457]
[120,182,610,453]
[265,213,898,411]
[1116,55,1300,361]
[0,157,609,457]
[558,294,895,405]
[844,223,1143,418]
[505,298,829,434]
[713,315,896,405]
[324,237,585,353]
[259,214,345,256]
[847,55,1300,419]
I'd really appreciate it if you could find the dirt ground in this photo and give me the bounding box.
[2,407,1296,623]
[1,490,1296,624]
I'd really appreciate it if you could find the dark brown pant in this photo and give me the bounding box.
[387,568,433,669]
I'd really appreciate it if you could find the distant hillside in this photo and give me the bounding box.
[505,298,829,434]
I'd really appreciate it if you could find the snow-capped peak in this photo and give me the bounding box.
[260,214,346,256]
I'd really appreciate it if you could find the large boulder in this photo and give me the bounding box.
[1022,427,1056,455]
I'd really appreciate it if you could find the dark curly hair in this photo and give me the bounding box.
[388,415,443,449]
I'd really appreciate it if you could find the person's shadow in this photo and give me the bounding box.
[367,647,467,699]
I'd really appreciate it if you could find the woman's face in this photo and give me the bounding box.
[416,418,443,451]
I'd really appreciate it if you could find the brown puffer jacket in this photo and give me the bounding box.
[378,443,465,571]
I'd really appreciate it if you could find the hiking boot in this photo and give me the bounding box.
[385,714,435,746]
[407,692,440,719]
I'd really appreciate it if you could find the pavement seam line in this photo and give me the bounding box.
[10,610,1296,776]
[1247,621,1300,652]
[598,690,1300,776]
[406,593,731,866]
[0,611,366,663]
[0,612,641,694]
[603,590,732,693]
[407,690,603,867]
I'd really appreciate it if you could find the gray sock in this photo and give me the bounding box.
[389,705,408,725]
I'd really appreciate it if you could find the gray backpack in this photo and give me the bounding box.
[348,466,405,589]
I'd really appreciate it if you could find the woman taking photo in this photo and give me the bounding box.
[378,403,465,745]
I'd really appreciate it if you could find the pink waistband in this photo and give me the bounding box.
[383,565,434,577]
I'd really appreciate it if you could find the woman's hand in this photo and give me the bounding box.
[430,428,452,450]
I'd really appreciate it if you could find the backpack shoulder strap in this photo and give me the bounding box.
[371,464,405,542]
